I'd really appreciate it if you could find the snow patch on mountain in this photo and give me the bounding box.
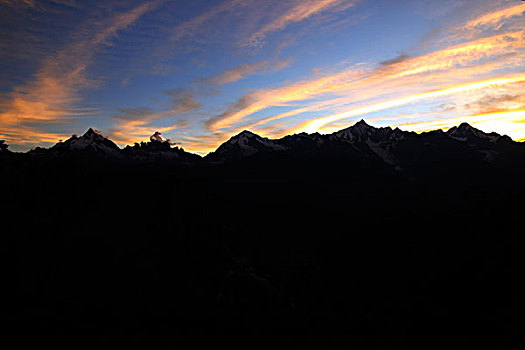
[226,130,287,156]
[447,123,501,143]
[366,140,399,166]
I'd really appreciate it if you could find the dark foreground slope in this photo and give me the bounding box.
[1,123,524,348]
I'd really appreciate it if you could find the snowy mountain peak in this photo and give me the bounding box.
[447,123,503,143]
[355,119,371,127]
[205,130,287,162]
[50,128,120,154]
[238,130,257,137]
[225,130,263,145]
[230,130,259,141]
[351,119,374,133]
[83,128,104,137]
[448,122,476,135]
[334,119,376,140]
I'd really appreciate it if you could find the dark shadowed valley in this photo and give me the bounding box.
[1,121,524,348]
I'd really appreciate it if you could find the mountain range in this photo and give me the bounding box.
[2,120,522,168]
[2,119,524,347]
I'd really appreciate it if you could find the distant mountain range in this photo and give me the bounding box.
[1,120,522,169]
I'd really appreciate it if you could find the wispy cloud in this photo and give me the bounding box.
[243,0,359,47]
[109,118,190,147]
[0,1,159,145]
[393,109,525,141]
[200,2,524,145]
[300,75,525,133]
[2,0,524,152]
[108,87,200,145]
[171,0,246,42]
[0,0,35,8]
[163,88,203,113]
[203,61,269,85]
[462,2,525,31]
[205,31,523,133]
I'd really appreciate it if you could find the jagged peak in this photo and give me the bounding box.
[458,122,473,129]
[333,119,377,140]
[446,122,510,143]
[354,119,371,127]
[225,130,263,144]
[337,119,374,132]
[447,123,489,138]
[236,130,258,138]
[83,128,104,138]
[447,122,476,133]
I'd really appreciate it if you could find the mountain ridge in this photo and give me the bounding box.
[1,120,522,168]
[3,119,521,157]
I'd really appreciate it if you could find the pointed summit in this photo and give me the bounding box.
[205,129,286,163]
[83,128,103,137]
[224,130,263,147]
[449,122,475,133]
[229,130,259,141]
[447,122,507,143]
[447,122,483,138]
[333,119,376,141]
[47,127,120,154]
[351,119,374,134]
[237,130,257,137]
[355,119,370,127]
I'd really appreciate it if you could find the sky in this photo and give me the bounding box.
[0,0,524,153]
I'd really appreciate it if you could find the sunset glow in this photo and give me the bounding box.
[1,0,524,152]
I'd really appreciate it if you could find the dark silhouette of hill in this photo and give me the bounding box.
[1,121,524,347]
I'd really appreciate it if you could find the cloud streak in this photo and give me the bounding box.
[171,0,246,42]
[463,2,525,31]
[109,87,201,146]
[0,0,160,146]
[300,75,525,133]
[203,61,269,85]
[244,0,359,47]
[2,1,524,152]
[205,29,524,133]
[199,0,525,143]
[394,109,525,142]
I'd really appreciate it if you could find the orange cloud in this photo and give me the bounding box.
[463,2,525,31]
[301,75,525,133]
[206,28,524,134]
[389,31,524,78]
[0,124,70,149]
[204,61,269,85]
[0,1,158,146]
[109,119,189,147]
[393,109,525,141]
[108,87,199,145]
[150,2,525,154]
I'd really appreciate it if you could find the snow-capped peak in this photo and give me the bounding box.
[51,127,120,154]
[205,130,287,162]
[447,123,502,142]
[334,119,376,141]
[228,130,258,143]
[237,130,257,137]
[83,128,104,137]
[226,130,262,145]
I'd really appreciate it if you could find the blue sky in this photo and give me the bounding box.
[1,0,524,153]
